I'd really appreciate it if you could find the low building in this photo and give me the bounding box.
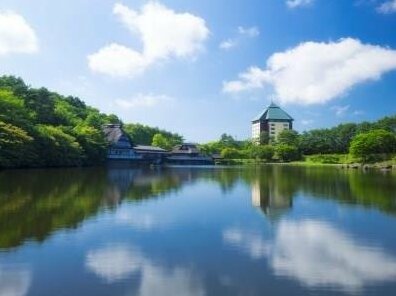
[134,145,167,164]
[166,143,214,165]
[252,102,294,141]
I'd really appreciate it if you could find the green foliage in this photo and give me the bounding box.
[124,123,183,146]
[152,133,174,150]
[349,129,396,162]
[35,125,83,166]
[307,154,348,164]
[275,144,301,162]
[300,117,396,155]
[221,147,247,159]
[277,129,300,146]
[0,121,35,167]
[0,75,122,168]
[249,145,274,160]
[200,134,248,155]
[259,131,270,145]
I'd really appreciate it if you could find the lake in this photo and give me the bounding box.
[1,165,396,296]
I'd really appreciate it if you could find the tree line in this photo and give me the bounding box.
[0,76,182,168]
[200,115,396,163]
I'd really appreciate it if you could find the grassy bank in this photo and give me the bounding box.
[217,153,396,168]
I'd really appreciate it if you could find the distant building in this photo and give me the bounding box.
[252,102,293,141]
[166,143,214,165]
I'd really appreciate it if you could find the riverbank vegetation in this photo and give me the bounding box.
[200,116,396,165]
[0,76,182,168]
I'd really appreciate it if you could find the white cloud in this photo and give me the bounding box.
[89,2,209,77]
[237,26,260,38]
[219,39,236,50]
[0,265,31,296]
[223,66,269,92]
[86,244,205,296]
[377,0,396,13]
[286,0,314,8]
[331,105,350,116]
[88,44,147,77]
[115,93,174,109]
[223,220,396,292]
[223,38,396,105]
[0,11,38,56]
[219,26,259,51]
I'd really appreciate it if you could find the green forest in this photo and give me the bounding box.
[0,76,182,168]
[200,116,396,163]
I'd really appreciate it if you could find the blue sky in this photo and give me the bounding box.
[0,0,396,142]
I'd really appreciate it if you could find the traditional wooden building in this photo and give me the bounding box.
[102,124,166,163]
[166,143,214,165]
[103,124,138,160]
[251,102,294,141]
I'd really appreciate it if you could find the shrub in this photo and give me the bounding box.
[249,145,274,161]
[349,129,396,162]
[275,144,301,162]
[221,148,245,159]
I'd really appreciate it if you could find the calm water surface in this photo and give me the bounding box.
[1,165,396,296]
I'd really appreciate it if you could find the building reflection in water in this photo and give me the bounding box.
[251,173,293,220]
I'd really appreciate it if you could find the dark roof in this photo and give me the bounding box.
[171,143,200,154]
[134,145,167,152]
[102,124,133,148]
[252,102,293,122]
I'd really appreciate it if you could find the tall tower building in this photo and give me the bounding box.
[251,102,294,141]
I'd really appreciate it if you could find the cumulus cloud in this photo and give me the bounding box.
[86,244,205,296]
[223,220,396,292]
[377,0,396,13]
[0,11,38,56]
[88,44,147,77]
[223,38,396,105]
[115,93,174,109]
[88,2,209,77]
[286,0,314,8]
[219,26,259,51]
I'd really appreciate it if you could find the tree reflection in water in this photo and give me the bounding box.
[0,166,395,249]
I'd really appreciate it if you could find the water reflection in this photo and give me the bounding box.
[223,220,396,292]
[0,166,395,250]
[0,265,31,296]
[1,166,396,295]
[85,244,205,296]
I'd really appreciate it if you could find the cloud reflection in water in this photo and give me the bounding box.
[85,244,205,296]
[0,265,31,296]
[223,220,396,292]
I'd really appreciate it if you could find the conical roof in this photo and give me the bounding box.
[252,102,293,122]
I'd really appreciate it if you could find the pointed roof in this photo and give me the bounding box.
[252,102,294,122]
[102,124,133,148]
